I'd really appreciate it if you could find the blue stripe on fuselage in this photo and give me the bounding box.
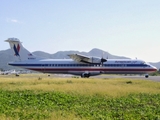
[8,63,149,67]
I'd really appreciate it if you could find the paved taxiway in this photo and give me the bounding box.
[53,74,160,82]
[92,75,160,82]
[1,74,160,82]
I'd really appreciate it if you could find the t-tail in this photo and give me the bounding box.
[5,38,40,61]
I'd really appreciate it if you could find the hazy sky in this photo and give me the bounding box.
[0,0,160,62]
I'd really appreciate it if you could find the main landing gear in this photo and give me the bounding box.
[81,73,90,78]
[145,74,149,78]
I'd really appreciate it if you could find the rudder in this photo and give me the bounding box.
[5,38,39,61]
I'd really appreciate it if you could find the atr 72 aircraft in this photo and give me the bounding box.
[5,38,157,78]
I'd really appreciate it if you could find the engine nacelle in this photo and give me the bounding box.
[88,57,101,64]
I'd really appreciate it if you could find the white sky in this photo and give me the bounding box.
[0,0,160,62]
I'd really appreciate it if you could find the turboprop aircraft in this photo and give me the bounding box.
[5,38,157,78]
[0,69,19,75]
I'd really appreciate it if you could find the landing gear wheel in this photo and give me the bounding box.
[145,74,149,78]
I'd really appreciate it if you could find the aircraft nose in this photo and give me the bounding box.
[153,66,158,71]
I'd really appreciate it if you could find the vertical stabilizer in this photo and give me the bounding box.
[5,38,39,61]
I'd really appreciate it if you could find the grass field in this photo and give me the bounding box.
[0,74,160,120]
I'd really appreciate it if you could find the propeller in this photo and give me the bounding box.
[101,52,107,66]
[101,58,107,66]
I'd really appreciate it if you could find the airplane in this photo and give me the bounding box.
[10,69,20,75]
[0,70,11,75]
[0,69,19,75]
[5,38,157,78]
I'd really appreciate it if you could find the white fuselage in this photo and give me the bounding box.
[8,59,157,76]
[5,38,157,78]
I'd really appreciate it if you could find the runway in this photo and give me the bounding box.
[53,74,160,82]
[92,75,160,82]
[2,73,159,82]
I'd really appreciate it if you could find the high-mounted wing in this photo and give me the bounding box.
[68,54,90,63]
[68,54,107,64]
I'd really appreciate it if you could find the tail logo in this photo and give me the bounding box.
[13,44,20,56]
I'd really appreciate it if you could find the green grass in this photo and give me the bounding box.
[0,90,160,120]
[0,74,160,119]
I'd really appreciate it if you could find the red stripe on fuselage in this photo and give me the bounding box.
[28,68,157,72]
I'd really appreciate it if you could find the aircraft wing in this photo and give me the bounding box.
[68,54,91,63]
[68,54,106,64]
